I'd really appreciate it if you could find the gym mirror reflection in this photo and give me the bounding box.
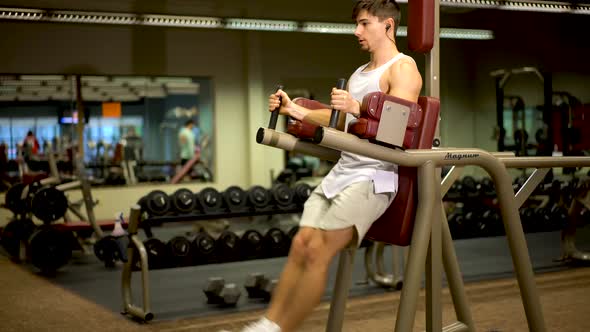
[0,74,214,187]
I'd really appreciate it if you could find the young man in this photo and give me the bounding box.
[178,119,196,166]
[233,1,422,331]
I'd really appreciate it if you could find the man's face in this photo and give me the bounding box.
[354,10,387,52]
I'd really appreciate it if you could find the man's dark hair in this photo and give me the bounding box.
[184,119,195,127]
[352,0,401,37]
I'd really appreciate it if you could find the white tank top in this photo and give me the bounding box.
[321,53,409,199]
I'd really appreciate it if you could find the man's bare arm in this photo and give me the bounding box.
[387,61,423,103]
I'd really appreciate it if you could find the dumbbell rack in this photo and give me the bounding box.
[121,204,303,322]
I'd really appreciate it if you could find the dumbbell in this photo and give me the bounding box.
[546,204,569,231]
[240,229,265,260]
[143,190,172,216]
[461,176,479,198]
[478,177,496,197]
[263,228,289,258]
[270,183,297,210]
[192,229,216,264]
[215,230,241,262]
[244,273,277,302]
[167,235,193,267]
[445,182,462,200]
[481,209,504,237]
[0,218,36,258]
[513,175,528,193]
[293,183,313,207]
[198,187,224,214]
[447,210,466,239]
[94,235,126,268]
[143,238,169,269]
[246,185,272,212]
[519,207,538,233]
[203,277,241,307]
[222,186,249,213]
[171,188,196,214]
[462,210,483,238]
[28,225,73,273]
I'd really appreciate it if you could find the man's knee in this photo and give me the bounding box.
[289,228,315,263]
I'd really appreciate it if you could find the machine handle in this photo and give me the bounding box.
[268,84,284,129]
[329,78,347,128]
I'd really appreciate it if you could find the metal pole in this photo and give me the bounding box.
[395,161,436,331]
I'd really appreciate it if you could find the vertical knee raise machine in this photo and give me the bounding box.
[256,0,590,331]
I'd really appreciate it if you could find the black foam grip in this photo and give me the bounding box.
[329,78,347,128]
[268,84,284,129]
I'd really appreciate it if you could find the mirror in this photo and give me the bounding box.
[0,74,214,187]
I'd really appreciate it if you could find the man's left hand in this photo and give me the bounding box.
[330,88,360,117]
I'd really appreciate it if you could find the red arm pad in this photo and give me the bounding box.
[348,92,422,149]
[286,98,329,140]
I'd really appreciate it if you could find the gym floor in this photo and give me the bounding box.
[1,226,589,331]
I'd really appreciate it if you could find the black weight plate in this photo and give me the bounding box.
[223,186,247,211]
[168,235,193,267]
[145,190,171,216]
[271,183,294,207]
[31,187,68,223]
[198,187,223,213]
[240,229,264,260]
[263,228,288,257]
[168,236,192,257]
[172,188,196,213]
[0,218,36,257]
[216,230,240,262]
[93,235,121,266]
[5,183,27,214]
[29,226,72,272]
[192,231,216,263]
[143,238,169,269]
[461,176,478,195]
[293,183,312,205]
[247,186,271,210]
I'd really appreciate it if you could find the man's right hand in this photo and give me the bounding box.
[268,89,294,116]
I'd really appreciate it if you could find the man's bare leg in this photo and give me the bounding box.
[266,228,317,321]
[273,227,354,332]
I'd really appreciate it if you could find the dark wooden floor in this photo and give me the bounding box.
[1,253,589,332]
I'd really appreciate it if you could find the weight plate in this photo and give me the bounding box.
[0,218,36,257]
[223,186,247,211]
[5,183,27,214]
[198,187,223,213]
[271,183,294,207]
[145,190,171,216]
[247,186,270,210]
[240,230,264,260]
[172,188,196,214]
[31,187,68,223]
[293,183,312,205]
[29,226,72,272]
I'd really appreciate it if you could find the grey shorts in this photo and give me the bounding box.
[299,181,394,247]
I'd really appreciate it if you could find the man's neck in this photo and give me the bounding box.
[368,43,400,70]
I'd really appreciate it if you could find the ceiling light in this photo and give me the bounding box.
[225,18,298,32]
[0,7,496,40]
[143,14,222,28]
[395,0,590,14]
[20,75,65,81]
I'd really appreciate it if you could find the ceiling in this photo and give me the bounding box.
[0,0,587,35]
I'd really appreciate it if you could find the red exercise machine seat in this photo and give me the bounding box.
[360,95,440,246]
